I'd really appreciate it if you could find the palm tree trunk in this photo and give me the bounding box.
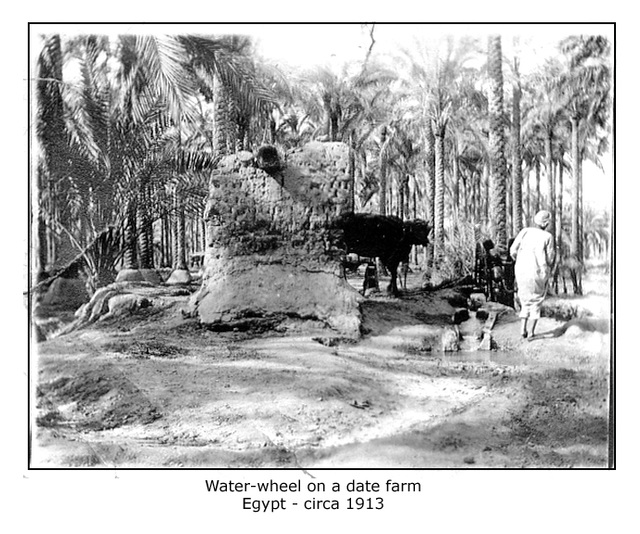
[545,130,556,237]
[507,167,512,233]
[412,177,419,264]
[472,171,478,221]
[136,184,153,269]
[379,126,388,216]
[556,155,564,250]
[524,165,531,225]
[146,210,154,268]
[376,128,391,277]
[123,197,138,270]
[348,131,356,212]
[511,42,524,235]
[37,214,48,281]
[434,128,446,269]
[172,192,188,271]
[487,35,509,252]
[453,147,461,211]
[227,96,240,154]
[388,172,395,215]
[357,154,367,212]
[578,152,584,261]
[425,123,436,272]
[397,178,403,219]
[136,203,149,269]
[330,110,340,142]
[46,179,57,270]
[269,116,277,145]
[162,213,172,268]
[475,170,481,222]
[460,173,467,218]
[535,160,541,215]
[483,160,490,221]
[569,115,583,294]
[322,94,332,139]
[405,177,410,220]
[201,219,207,253]
[577,152,584,294]
[554,157,564,293]
[160,214,166,267]
[467,174,473,220]
[570,116,580,261]
[213,75,230,157]
[412,175,417,220]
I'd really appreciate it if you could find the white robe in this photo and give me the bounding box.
[509,226,555,319]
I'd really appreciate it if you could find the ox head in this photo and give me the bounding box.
[404,220,431,246]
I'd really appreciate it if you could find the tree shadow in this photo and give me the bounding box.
[528,317,610,341]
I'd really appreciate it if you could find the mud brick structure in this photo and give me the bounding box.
[188,142,362,334]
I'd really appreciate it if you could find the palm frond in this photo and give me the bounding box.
[132,35,199,124]
[182,35,278,121]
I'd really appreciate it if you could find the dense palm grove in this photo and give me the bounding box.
[33,30,611,296]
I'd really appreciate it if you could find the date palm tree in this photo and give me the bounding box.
[510,39,524,236]
[487,35,509,253]
[424,121,436,270]
[35,34,69,279]
[432,103,450,266]
[35,35,145,288]
[168,36,279,279]
[559,35,612,293]
[193,35,278,156]
[34,33,277,289]
[528,57,566,244]
[395,36,481,275]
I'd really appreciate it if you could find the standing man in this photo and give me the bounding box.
[509,210,555,339]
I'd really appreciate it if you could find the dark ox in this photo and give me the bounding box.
[335,213,431,296]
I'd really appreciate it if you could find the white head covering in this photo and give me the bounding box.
[534,210,551,228]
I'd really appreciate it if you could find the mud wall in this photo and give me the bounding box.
[189,142,361,334]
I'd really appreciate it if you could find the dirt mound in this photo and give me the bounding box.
[37,365,161,431]
[41,278,89,308]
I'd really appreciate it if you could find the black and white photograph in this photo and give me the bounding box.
[27,22,614,471]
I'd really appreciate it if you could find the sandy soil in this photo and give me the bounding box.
[31,265,612,468]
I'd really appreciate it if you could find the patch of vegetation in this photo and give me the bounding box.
[312,336,358,347]
[103,340,186,359]
[204,314,286,333]
[36,410,63,428]
[37,376,72,397]
[36,368,163,431]
[222,345,262,361]
[317,383,348,400]
[542,301,592,321]
[393,342,433,355]
[394,333,441,355]
[83,404,162,430]
[435,434,466,450]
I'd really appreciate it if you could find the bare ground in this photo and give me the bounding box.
[31,265,612,468]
